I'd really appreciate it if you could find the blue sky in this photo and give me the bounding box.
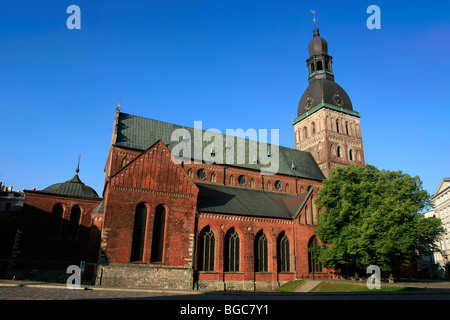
[1,0,449,199]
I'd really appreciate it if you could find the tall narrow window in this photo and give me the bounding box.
[254,231,268,272]
[198,226,215,271]
[49,204,63,238]
[250,178,255,188]
[311,196,318,225]
[130,203,147,262]
[312,122,316,135]
[305,205,311,225]
[345,122,350,135]
[336,119,340,133]
[150,205,166,262]
[308,236,323,273]
[337,146,342,158]
[349,149,354,161]
[210,172,216,183]
[68,205,81,239]
[224,228,240,272]
[277,232,290,272]
[303,126,308,139]
[229,175,235,186]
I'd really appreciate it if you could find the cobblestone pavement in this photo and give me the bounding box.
[2,279,450,301]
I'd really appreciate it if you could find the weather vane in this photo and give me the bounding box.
[76,154,81,174]
[310,10,317,27]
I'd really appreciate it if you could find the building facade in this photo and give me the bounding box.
[2,24,365,290]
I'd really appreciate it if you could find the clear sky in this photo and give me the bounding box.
[1,0,449,199]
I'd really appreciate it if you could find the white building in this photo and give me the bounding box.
[427,178,450,279]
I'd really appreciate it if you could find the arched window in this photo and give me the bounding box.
[229,175,235,186]
[277,232,290,272]
[312,122,316,135]
[267,181,272,191]
[345,122,349,135]
[330,144,335,156]
[336,119,340,133]
[305,205,311,225]
[349,149,354,161]
[187,168,193,179]
[337,146,342,158]
[224,228,240,272]
[130,203,147,262]
[250,178,255,188]
[285,184,290,193]
[356,150,361,161]
[150,205,166,263]
[48,204,63,238]
[302,126,308,139]
[308,236,323,273]
[68,205,81,239]
[254,231,268,272]
[210,172,216,183]
[198,226,215,271]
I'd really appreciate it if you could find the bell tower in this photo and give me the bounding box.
[293,16,365,178]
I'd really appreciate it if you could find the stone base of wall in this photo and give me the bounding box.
[195,280,282,291]
[96,263,193,290]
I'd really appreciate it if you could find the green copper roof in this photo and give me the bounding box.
[114,112,325,181]
[293,101,360,125]
[40,174,100,199]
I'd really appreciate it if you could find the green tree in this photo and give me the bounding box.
[315,164,443,277]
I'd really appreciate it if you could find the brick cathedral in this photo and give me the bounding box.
[1,24,364,290]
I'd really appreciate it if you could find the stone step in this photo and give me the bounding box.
[295,280,322,292]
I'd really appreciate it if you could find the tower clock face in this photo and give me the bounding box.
[305,97,314,110]
[333,93,344,107]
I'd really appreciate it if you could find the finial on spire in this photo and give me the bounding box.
[310,10,316,28]
[76,154,81,174]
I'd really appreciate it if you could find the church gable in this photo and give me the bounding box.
[110,140,197,198]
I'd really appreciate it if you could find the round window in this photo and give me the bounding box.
[197,169,207,180]
[238,175,247,185]
[275,180,282,190]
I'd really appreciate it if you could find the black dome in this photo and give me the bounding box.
[308,27,328,56]
[298,78,353,117]
[41,174,99,199]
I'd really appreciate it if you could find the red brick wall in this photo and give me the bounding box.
[102,140,198,266]
[13,192,101,272]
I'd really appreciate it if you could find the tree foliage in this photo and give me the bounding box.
[315,164,443,275]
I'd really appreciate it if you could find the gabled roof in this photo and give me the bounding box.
[196,182,312,219]
[113,112,325,181]
[432,177,450,198]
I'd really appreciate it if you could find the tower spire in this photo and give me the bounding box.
[76,154,81,174]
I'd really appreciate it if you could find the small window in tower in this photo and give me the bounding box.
[311,63,315,73]
[349,149,353,161]
[316,60,323,71]
[346,122,349,135]
[337,146,342,158]
[312,122,316,135]
[336,119,340,133]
